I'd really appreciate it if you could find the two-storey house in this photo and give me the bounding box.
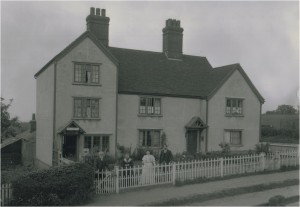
[34,7,264,168]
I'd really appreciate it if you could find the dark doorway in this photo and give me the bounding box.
[62,135,77,161]
[187,130,198,154]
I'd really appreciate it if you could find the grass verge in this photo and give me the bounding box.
[258,195,299,206]
[145,179,299,206]
[175,165,299,186]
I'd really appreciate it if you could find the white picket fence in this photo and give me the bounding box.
[1,183,12,206]
[95,151,299,194]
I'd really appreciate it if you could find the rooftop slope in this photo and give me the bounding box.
[110,47,235,98]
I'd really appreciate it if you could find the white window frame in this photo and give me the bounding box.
[138,129,162,148]
[139,97,162,116]
[84,135,110,153]
[224,130,243,146]
[226,98,244,116]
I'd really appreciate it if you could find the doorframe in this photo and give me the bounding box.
[61,133,79,161]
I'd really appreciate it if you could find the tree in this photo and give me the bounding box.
[1,97,21,140]
[266,104,298,115]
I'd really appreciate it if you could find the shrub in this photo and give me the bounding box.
[219,142,231,154]
[11,162,94,206]
[268,195,285,206]
[255,142,270,153]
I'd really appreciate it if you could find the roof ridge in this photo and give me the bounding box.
[213,63,240,70]
[109,46,206,59]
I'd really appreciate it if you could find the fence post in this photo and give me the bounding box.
[219,158,223,177]
[260,152,266,171]
[115,166,119,194]
[172,162,176,185]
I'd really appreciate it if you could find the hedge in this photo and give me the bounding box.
[11,163,94,206]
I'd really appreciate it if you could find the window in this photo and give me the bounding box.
[224,130,242,145]
[139,130,161,147]
[139,97,161,115]
[226,98,243,116]
[84,135,110,152]
[74,98,99,118]
[74,63,100,84]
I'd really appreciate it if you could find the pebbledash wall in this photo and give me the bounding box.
[55,37,118,161]
[117,94,207,154]
[36,63,55,168]
[36,37,118,168]
[207,69,261,151]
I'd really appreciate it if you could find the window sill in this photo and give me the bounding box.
[138,114,163,117]
[225,114,244,117]
[72,118,101,120]
[72,82,102,86]
[230,144,243,147]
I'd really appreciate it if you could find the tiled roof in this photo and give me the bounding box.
[110,47,235,98]
[34,31,264,102]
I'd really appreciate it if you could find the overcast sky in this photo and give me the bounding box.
[1,1,299,121]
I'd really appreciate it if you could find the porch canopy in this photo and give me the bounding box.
[57,120,86,135]
[185,116,207,129]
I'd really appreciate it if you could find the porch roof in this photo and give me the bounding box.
[185,116,207,129]
[57,120,86,135]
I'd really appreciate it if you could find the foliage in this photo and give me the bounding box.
[268,195,285,206]
[1,98,21,139]
[161,132,167,146]
[218,142,231,154]
[255,142,270,154]
[83,153,116,170]
[266,104,298,115]
[261,126,299,139]
[1,165,36,184]
[11,163,94,206]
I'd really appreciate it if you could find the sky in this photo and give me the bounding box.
[1,1,299,122]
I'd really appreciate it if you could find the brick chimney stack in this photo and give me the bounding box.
[162,19,184,60]
[86,7,110,47]
[30,113,36,133]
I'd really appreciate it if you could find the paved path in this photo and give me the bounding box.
[190,185,299,206]
[86,170,299,206]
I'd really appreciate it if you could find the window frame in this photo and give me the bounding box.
[138,129,162,148]
[224,129,243,146]
[73,62,102,86]
[225,98,244,116]
[138,96,162,116]
[73,97,101,120]
[83,134,110,153]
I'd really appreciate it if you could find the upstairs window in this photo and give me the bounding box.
[139,97,161,115]
[226,98,243,116]
[74,98,99,118]
[74,63,100,84]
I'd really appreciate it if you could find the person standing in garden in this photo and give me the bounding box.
[159,144,173,181]
[140,150,156,184]
[121,152,134,186]
[159,144,173,165]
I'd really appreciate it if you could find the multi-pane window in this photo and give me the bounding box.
[139,97,161,115]
[84,135,110,153]
[224,130,242,145]
[139,130,161,147]
[226,98,243,115]
[74,98,99,118]
[74,63,100,84]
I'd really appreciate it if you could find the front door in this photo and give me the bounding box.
[187,130,198,154]
[62,135,77,161]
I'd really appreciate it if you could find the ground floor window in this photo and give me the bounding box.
[138,129,161,147]
[224,130,242,145]
[84,135,110,153]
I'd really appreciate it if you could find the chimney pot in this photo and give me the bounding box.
[96,8,100,15]
[101,9,106,17]
[90,7,95,15]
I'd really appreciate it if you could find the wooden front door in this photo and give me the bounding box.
[187,130,198,154]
